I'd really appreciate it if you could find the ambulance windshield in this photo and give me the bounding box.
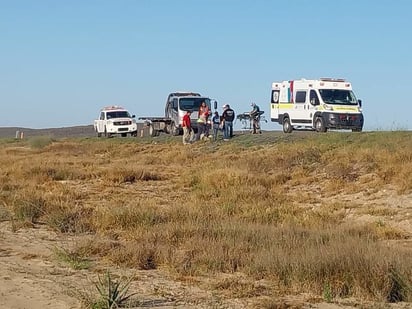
[319,89,358,105]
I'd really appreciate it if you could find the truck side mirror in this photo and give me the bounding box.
[358,99,362,107]
[214,100,218,110]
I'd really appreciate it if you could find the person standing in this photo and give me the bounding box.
[196,116,206,140]
[182,110,192,145]
[198,101,210,121]
[221,104,235,141]
[212,111,220,141]
[250,102,261,134]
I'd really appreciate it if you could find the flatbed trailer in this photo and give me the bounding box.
[138,117,173,137]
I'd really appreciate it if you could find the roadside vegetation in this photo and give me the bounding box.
[1,131,412,306]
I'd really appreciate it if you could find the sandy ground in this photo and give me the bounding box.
[1,164,412,308]
[2,214,412,309]
[0,220,369,309]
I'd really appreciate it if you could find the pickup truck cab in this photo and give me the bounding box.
[94,106,138,137]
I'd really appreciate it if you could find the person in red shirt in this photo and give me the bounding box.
[182,110,192,144]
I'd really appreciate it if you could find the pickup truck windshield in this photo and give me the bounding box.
[179,98,211,111]
[319,89,358,105]
[107,111,131,119]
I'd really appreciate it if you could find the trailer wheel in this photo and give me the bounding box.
[170,122,180,136]
[149,125,161,137]
[164,124,170,134]
[282,117,293,133]
[352,127,362,132]
[315,117,327,132]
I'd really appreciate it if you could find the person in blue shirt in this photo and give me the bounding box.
[212,111,221,141]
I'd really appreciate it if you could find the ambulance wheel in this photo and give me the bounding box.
[315,117,327,132]
[282,117,293,133]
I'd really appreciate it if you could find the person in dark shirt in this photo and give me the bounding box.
[250,102,262,134]
[221,104,235,140]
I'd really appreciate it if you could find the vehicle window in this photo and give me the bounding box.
[172,98,178,110]
[179,98,211,111]
[295,91,306,103]
[310,90,320,105]
[100,112,105,120]
[107,111,131,119]
[272,90,280,103]
[319,89,358,105]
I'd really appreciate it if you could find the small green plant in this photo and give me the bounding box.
[387,267,412,302]
[12,198,45,223]
[54,247,91,270]
[93,270,136,309]
[323,281,332,302]
[28,136,54,149]
[0,205,11,222]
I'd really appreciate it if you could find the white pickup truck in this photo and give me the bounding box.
[94,106,138,137]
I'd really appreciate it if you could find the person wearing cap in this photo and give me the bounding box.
[250,102,261,134]
[221,104,235,141]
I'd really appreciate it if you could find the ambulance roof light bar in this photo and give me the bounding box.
[320,78,346,82]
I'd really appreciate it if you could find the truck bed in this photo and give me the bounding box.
[138,117,172,123]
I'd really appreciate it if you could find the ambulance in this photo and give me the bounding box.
[270,78,364,133]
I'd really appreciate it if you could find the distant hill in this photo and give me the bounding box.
[0,125,96,139]
[0,124,149,139]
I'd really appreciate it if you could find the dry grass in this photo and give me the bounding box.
[1,131,412,303]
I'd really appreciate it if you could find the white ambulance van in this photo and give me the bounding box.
[270,78,364,133]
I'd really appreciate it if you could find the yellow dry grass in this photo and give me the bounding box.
[1,131,412,303]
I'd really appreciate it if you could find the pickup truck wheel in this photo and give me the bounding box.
[104,127,112,138]
[96,130,102,137]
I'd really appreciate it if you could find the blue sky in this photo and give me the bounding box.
[1,0,411,130]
